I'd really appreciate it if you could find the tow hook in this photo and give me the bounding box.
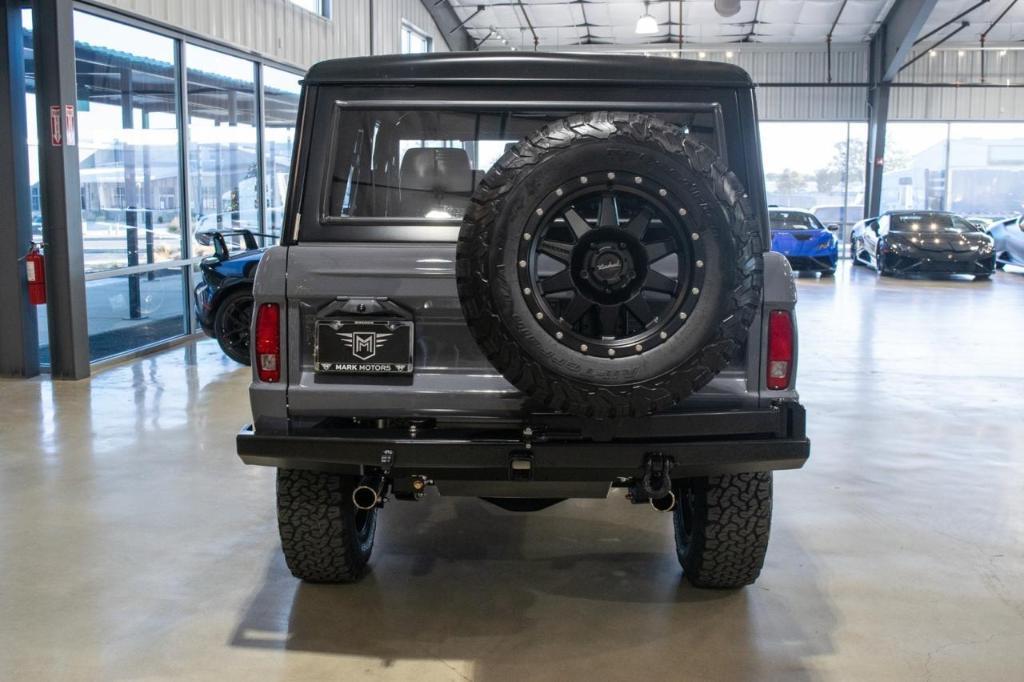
[627,453,676,512]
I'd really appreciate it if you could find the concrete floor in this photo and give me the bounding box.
[2,262,1023,681]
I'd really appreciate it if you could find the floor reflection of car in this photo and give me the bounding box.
[986,215,1024,269]
[193,229,267,364]
[769,207,838,275]
[850,210,996,279]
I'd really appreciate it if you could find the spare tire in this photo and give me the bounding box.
[456,112,762,419]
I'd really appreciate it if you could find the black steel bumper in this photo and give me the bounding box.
[237,402,809,481]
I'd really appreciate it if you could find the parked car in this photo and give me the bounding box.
[769,207,838,275]
[986,215,1024,269]
[811,204,863,231]
[850,210,996,278]
[193,229,267,364]
[236,52,810,590]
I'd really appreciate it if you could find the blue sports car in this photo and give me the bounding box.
[193,230,268,364]
[769,208,839,275]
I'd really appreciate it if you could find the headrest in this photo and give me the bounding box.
[401,147,473,194]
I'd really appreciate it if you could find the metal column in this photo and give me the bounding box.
[32,0,89,378]
[0,1,39,377]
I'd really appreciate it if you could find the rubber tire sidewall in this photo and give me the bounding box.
[458,113,762,418]
[213,287,254,365]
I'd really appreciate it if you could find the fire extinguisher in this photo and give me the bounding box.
[25,243,46,305]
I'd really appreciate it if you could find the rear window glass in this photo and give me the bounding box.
[324,108,720,222]
[770,211,823,230]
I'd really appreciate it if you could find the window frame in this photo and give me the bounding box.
[303,99,728,244]
[401,21,433,54]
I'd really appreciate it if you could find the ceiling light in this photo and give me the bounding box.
[635,2,659,35]
[714,0,741,18]
[725,51,734,58]
[957,50,965,57]
[929,49,937,57]
[698,51,707,59]
[999,50,1007,57]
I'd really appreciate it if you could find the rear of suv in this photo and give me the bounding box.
[237,53,810,589]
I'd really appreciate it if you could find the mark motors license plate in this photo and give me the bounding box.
[314,319,413,375]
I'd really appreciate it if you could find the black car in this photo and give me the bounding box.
[850,210,996,278]
[194,230,267,364]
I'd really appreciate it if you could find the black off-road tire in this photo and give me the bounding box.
[276,469,377,583]
[672,472,772,588]
[457,112,762,419]
[213,288,254,365]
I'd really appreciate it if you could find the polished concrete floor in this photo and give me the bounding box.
[2,262,1023,681]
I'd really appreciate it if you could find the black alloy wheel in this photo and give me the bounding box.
[519,177,705,359]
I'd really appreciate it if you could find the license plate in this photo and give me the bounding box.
[314,319,413,375]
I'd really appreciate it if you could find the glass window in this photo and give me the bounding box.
[287,0,324,15]
[401,23,432,54]
[880,122,949,213]
[22,9,49,364]
[74,11,187,360]
[262,66,302,240]
[769,210,824,230]
[947,122,1024,220]
[325,108,718,222]
[186,44,259,256]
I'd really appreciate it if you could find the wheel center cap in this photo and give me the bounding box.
[592,252,624,282]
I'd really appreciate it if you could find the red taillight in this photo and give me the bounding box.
[766,309,793,390]
[254,303,280,383]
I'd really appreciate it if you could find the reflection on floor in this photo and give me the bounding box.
[2,262,1023,680]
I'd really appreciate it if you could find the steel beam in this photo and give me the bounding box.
[874,0,941,82]
[420,0,475,51]
[0,1,40,377]
[32,0,90,378]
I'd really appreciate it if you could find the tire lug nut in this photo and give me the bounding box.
[692,287,700,295]
[580,176,588,184]
[519,260,527,268]
[556,188,564,196]
[523,233,532,241]
[679,312,688,320]
[696,260,704,268]
[607,172,615,180]
[691,233,699,241]
[679,208,688,216]
[634,176,643,184]
[535,208,544,216]
[523,287,532,295]
[659,188,667,197]
[535,312,544,320]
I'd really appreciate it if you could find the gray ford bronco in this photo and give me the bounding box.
[237,52,809,589]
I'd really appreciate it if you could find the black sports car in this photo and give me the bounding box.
[987,215,1024,269]
[193,230,268,364]
[850,210,996,278]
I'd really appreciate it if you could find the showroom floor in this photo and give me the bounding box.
[1,262,1022,681]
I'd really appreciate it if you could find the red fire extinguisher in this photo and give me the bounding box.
[25,244,46,305]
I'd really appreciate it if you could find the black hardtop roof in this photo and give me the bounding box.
[304,51,754,88]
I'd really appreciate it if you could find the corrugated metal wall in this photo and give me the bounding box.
[649,46,870,121]
[890,48,1024,120]
[86,0,448,69]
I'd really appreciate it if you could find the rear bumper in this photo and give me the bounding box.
[237,402,810,481]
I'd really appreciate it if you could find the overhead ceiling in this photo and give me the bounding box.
[446,0,1024,49]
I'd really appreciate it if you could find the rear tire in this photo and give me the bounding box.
[673,472,772,588]
[276,469,377,583]
[213,288,254,365]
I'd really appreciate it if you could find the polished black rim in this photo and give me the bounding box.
[355,507,376,546]
[517,172,706,357]
[217,294,253,358]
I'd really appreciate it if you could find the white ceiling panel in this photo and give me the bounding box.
[447,0,1024,49]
